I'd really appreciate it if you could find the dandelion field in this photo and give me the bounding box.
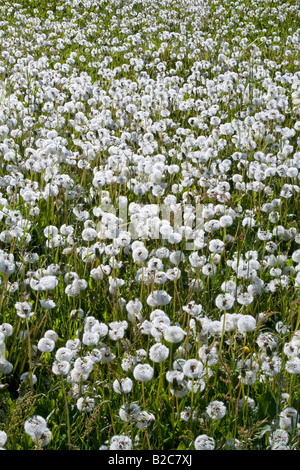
[0,0,300,451]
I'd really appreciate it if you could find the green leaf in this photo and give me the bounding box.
[253,424,271,440]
